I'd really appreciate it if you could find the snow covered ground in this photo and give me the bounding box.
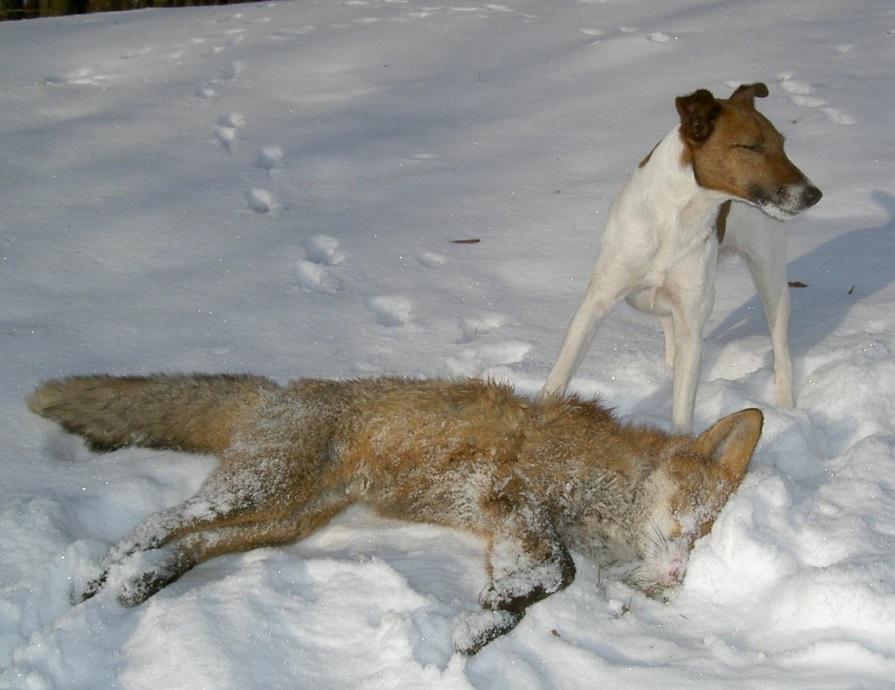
[2,0,895,687]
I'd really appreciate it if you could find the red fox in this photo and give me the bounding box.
[28,374,761,653]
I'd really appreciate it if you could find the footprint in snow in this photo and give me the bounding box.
[120,46,153,59]
[774,73,856,125]
[269,26,317,40]
[220,61,244,81]
[645,31,673,43]
[459,313,509,343]
[368,296,413,327]
[246,188,275,213]
[305,234,344,266]
[195,83,217,99]
[45,67,111,87]
[222,29,246,48]
[293,235,344,292]
[417,252,447,268]
[294,260,338,292]
[444,341,531,377]
[214,113,246,150]
[256,146,285,176]
[822,107,856,125]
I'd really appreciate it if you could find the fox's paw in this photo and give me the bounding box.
[452,609,523,655]
[116,569,173,607]
[76,573,108,603]
[113,549,186,607]
[479,553,575,612]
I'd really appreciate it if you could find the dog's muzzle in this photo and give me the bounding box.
[752,181,822,219]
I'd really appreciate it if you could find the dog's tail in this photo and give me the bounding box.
[28,373,278,454]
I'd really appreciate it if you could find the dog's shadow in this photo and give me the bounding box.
[708,190,895,361]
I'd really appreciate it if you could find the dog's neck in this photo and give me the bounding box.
[636,125,729,233]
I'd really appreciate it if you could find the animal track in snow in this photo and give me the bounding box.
[294,260,339,292]
[195,84,217,99]
[304,234,344,266]
[269,26,317,40]
[215,125,238,148]
[45,68,111,87]
[220,61,244,81]
[778,76,812,95]
[645,31,673,43]
[219,113,247,128]
[459,313,509,342]
[367,296,413,327]
[256,146,284,172]
[120,46,153,59]
[416,252,446,268]
[246,188,275,213]
[822,107,856,125]
[292,236,344,292]
[213,114,246,149]
[775,73,855,125]
[790,95,826,108]
[444,341,531,377]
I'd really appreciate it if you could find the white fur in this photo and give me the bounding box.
[541,126,795,432]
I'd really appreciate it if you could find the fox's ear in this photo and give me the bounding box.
[675,89,720,143]
[729,82,769,107]
[694,408,763,486]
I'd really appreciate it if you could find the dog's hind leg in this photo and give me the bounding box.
[624,288,676,367]
[541,260,637,398]
[666,248,718,433]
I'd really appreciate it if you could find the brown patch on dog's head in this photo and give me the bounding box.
[676,84,822,218]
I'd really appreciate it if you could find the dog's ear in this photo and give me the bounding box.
[675,89,721,143]
[729,82,769,107]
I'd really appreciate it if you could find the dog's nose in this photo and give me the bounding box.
[802,185,822,208]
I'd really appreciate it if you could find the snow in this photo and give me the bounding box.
[2,0,894,686]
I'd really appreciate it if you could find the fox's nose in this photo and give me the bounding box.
[802,185,822,208]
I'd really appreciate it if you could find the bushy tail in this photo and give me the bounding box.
[28,373,278,454]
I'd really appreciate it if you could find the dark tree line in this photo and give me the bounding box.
[1,0,258,20]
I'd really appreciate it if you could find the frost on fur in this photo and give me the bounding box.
[453,609,523,655]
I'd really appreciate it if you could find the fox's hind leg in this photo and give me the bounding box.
[81,445,331,602]
[106,499,348,607]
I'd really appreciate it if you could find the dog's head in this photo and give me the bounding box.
[676,83,822,219]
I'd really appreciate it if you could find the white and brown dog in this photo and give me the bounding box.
[541,83,821,432]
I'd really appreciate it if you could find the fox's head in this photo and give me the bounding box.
[631,408,763,594]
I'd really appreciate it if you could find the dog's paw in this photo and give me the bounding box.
[452,609,523,655]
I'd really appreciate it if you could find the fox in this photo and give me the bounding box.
[28,373,762,654]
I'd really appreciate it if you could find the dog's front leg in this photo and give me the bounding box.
[740,228,794,408]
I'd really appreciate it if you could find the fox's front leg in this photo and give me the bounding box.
[454,500,575,654]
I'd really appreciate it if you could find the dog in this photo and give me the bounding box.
[540,83,821,432]
[29,373,762,653]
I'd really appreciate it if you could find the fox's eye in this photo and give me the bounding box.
[734,142,764,153]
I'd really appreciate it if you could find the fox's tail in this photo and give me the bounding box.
[28,373,278,454]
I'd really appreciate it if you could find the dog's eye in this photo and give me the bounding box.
[734,142,765,153]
